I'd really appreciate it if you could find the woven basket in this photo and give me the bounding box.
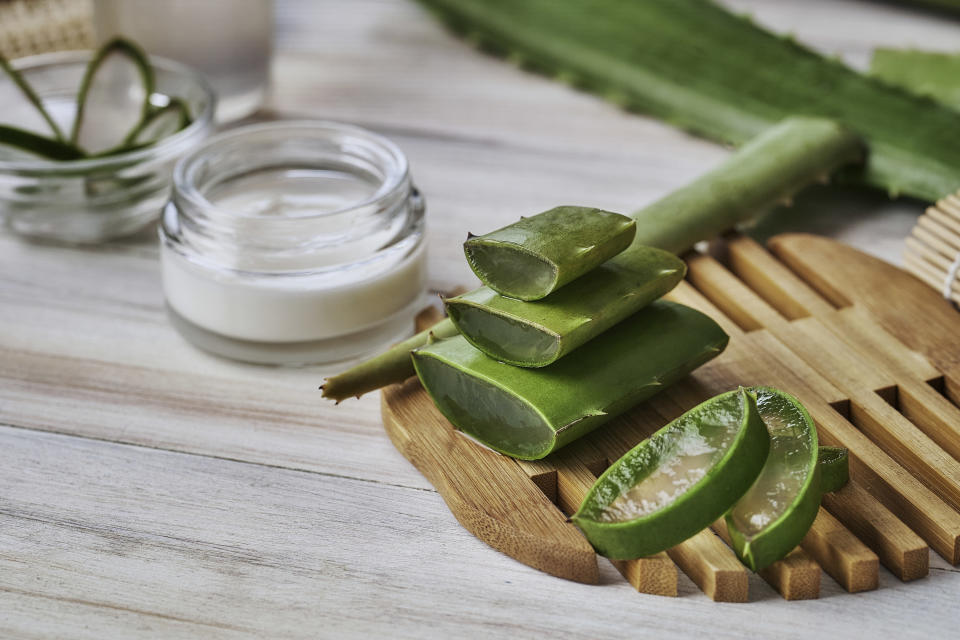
[0,0,94,59]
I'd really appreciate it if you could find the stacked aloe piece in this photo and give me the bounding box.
[413,205,725,460]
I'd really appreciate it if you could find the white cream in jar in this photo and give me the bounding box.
[159,121,427,365]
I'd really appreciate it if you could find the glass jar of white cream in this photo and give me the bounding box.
[159,121,427,366]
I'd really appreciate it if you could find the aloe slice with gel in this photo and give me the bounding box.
[464,206,636,300]
[725,387,821,571]
[412,300,728,460]
[572,388,769,559]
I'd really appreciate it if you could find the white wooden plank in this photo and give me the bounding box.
[1,426,957,640]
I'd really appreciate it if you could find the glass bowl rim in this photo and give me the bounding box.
[0,49,216,173]
[172,119,412,222]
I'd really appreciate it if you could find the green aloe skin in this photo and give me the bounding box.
[320,117,861,401]
[419,0,960,201]
[725,387,821,572]
[446,246,684,367]
[464,206,636,301]
[572,388,769,560]
[411,300,729,460]
[817,445,849,494]
[871,49,960,111]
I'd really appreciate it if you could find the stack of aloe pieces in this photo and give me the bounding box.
[414,205,724,460]
[0,37,193,161]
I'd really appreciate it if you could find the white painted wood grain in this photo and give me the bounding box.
[1,426,958,640]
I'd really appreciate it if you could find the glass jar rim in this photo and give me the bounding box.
[172,119,412,222]
[0,49,216,173]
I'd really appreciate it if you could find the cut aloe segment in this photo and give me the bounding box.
[412,300,728,460]
[464,206,636,300]
[725,387,820,572]
[445,245,685,367]
[818,445,849,494]
[572,388,769,559]
[70,38,155,154]
[127,98,192,145]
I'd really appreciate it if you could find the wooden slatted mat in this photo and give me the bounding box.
[381,232,960,601]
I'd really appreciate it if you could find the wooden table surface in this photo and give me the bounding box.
[3,1,960,637]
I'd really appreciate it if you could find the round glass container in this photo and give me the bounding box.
[160,121,428,366]
[0,51,216,243]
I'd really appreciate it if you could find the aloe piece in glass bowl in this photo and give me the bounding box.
[0,50,215,243]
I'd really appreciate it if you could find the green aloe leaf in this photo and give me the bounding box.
[420,0,960,201]
[572,388,770,560]
[445,245,684,367]
[70,38,156,154]
[464,206,636,300]
[818,445,849,494]
[0,125,84,161]
[0,54,66,142]
[725,387,820,572]
[412,300,728,460]
[871,49,960,111]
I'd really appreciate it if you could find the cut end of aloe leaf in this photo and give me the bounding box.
[464,240,559,301]
[725,386,820,572]
[412,339,557,459]
[572,388,769,559]
[463,206,636,301]
[445,294,562,367]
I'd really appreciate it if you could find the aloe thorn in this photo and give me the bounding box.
[0,54,66,142]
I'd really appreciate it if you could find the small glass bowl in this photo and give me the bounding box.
[0,50,215,243]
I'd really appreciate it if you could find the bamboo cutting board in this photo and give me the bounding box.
[381,232,960,602]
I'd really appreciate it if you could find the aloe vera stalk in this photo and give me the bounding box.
[572,388,769,559]
[420,0,960,201]
[464,206,636,300]
[0,125,84,161]
[70,38,155,154]
[411,300,728,460]
[725,387,820,572]
[871,49,960,111]
[818,446,849,494]
[446,246,684,367]
[320,319,459,403]
[0,55,66,142]
[627,118,861,254]
[321,118,860,401]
